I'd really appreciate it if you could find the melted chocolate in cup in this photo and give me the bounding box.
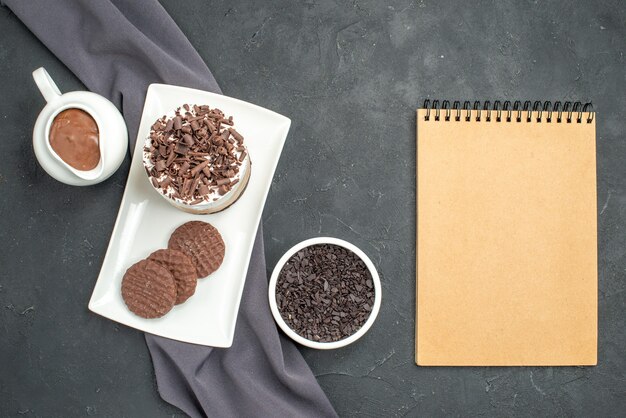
[49,108,100,171]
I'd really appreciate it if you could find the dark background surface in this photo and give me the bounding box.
[1,0,625,416]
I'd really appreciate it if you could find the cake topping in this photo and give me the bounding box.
[144,104,246,203]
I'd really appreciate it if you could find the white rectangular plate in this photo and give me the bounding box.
[89,84,290,347]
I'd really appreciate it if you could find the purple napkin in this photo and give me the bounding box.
[3,0,337,416]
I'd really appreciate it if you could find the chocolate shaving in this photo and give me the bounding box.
[182,178,192,197]
[155,160,166,172]
[159,177,172,189]
[191,175,202,192]
[189,151,210,157]
[173,116,182,130]
[179,161,190,175]
[183,134,194,146]
[175,143,189,155]
[191,160,210,177]
[198,184,210,196]
[229,128,244,142]
[166,151,176,167]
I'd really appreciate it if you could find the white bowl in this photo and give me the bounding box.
[268,237,382,350]
[32,67,127,185]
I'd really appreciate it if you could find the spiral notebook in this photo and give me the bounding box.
[416,100,597,366]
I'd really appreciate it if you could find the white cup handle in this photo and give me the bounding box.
[32,67,62,103]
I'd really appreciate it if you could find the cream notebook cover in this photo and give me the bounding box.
[416,101,597,366]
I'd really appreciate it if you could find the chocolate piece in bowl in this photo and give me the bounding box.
[168,221,225,278]
[143,104,251,214]
[148,249,198,304]
[121,259,177,319]
[275,244,376,343]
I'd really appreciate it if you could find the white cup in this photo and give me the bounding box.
[32,67,128,185]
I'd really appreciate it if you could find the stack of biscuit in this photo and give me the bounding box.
[121,221,225,319]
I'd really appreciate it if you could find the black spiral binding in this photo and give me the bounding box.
[422,100,594,123]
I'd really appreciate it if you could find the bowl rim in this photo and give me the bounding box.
[268,237,382,350]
